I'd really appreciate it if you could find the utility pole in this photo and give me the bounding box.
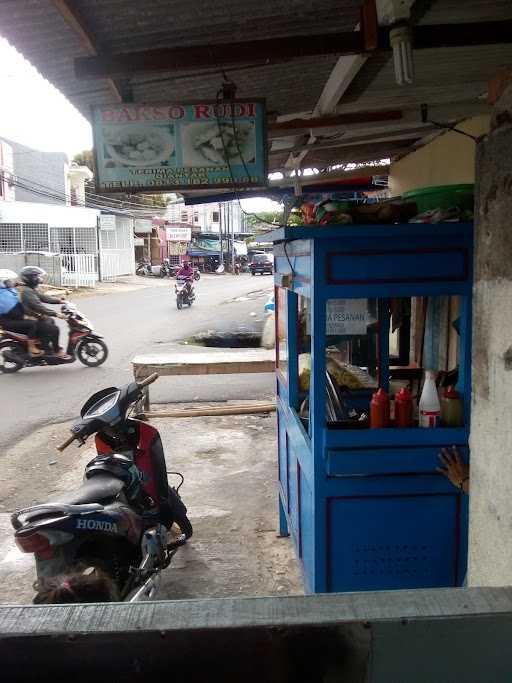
[218,203,224,268]
[230,202,236,274]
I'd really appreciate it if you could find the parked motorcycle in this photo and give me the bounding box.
[11,373,192,602]
[193,268,201,281]
[175,277,195,310]
[159,260,173,278]
[0,303,108,373]
[136,259,152,276]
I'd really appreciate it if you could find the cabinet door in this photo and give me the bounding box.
[328,493,461,592]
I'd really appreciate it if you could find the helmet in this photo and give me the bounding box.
[0,269,18,288]
[19,266,47,288]
[85,454,142,501]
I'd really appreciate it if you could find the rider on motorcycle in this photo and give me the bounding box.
[176,261,194,296]
[19,266,71,359]
[0,269,43,357]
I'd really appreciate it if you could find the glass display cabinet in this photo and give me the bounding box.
[257,222,473,593]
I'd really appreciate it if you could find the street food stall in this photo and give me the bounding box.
[258,221,472,593]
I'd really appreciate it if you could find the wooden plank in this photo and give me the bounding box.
[75,32,365,79]
[74,21,512,80]
[268,109,403,134]
[144,402,276,418]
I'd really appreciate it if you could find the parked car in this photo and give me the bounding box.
[250,253,274,276]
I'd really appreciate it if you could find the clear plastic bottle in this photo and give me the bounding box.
[419,371,441,428]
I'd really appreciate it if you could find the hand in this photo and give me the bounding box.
[57,312,67,319]
[437,446,469,492]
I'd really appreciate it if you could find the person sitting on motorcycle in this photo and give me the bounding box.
[19,266,71,359]
[0,269,43,357]
[176,261,194,295]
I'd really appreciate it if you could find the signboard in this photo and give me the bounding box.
[166,226,191,242]
[134,237,145,246]
[134,218,152,233]
[99,214,116,230]
[326,299,374,336]
[92,101,267,193]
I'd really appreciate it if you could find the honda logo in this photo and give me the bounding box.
[76,518,118,533]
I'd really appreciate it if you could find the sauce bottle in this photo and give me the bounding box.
[395,387,413,427]
[370,388,390,428]
[419,371,441,428]
[440,386,464,427]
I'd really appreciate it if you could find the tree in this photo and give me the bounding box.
[73,150,94,172]
[245,210,282,231]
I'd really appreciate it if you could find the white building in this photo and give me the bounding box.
[0,138,136,286]
[166,200,247,234]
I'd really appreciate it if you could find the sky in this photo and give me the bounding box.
[0,36,280,212]
[0,38,93,157]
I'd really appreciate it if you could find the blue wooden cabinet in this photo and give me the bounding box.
[257,223,473,593]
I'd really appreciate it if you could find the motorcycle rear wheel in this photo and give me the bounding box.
[76,338,108,367]
[0,340,24,373]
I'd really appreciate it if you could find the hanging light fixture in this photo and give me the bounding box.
[390,23,414,85]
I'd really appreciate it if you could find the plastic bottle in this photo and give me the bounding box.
[440,386,464,427]
[370,388,390,428]
[395,387,413,427]
[419,371,441,428]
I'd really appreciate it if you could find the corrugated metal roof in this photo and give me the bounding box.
[418,0,512,24]
[74,0,362,51]
[338,44,512,113]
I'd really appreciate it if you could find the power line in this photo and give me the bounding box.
[0,166,166,216]
[5,175,153,217]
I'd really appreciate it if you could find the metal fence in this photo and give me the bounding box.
[99,217,135,276]
[100,253,120,282]
[60,253,98,288]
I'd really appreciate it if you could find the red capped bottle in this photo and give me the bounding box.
[395,387,413,427]
[370,388,390,429]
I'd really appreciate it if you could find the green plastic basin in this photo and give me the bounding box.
[402,184,474,213]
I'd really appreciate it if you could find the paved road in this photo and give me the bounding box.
[1,274,274,448]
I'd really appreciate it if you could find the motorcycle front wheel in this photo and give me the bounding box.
[176,295,183,310]
[0,340,24,373]
[76,338,109,367]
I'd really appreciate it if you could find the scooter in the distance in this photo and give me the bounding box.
[11,373,193,602]
[175,277,195,310]
[0,303,108,373]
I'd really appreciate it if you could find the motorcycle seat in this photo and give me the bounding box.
[52,473,125,506]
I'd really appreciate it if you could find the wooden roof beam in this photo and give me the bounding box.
[74,20,512,80]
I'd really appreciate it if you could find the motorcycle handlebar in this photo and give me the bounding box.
[57,433,78,452]
[137,372,159,389]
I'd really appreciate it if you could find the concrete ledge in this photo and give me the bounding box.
[132,349,276,378]
[1,587,512,681]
